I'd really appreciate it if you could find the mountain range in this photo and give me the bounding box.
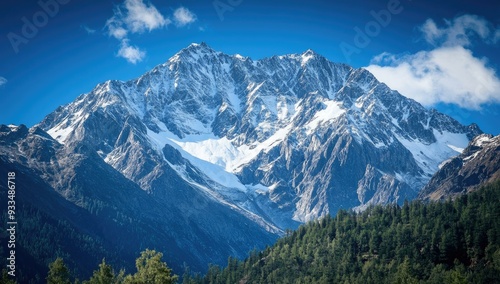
[0,43,489,280]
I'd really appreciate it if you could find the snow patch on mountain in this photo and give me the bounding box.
[395,130,469,175]
[306,100,345,134]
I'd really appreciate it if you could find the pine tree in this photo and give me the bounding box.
[84,259,115,284]
[46,258,71,284]
[1,269,16,284]
[124,249,178,284]
[392,257,418,284]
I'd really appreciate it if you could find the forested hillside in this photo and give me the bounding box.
[3,182,499,283]
[185,181,500,283]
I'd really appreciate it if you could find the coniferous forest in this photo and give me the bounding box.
[184,180,500,283]
[2,181,499,283]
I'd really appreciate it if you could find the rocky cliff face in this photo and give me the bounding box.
[419,134,500,201]
[0,43,482,277]
[40,43,480,225]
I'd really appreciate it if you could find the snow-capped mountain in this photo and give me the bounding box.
[419,134,500,201]
[39,42,481,230]
[1,43,485,278]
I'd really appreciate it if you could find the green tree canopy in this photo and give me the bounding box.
[84,259,116,284]
[46,258,71,284]
[1,269,16,284]
[124,249,178,284]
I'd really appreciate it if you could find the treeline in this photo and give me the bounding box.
[184,180,500,283]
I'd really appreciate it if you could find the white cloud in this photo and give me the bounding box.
[366,15,500,110]
[0,77,7,87]
[123,0,170,33]
[420,14,497,47]
[173,7,197,27]
[81,24,96,34]
[117,40,146,64]
[495,29,500,44]
[111,26,128,39]
[106,16,128,39]
[105,0,169,38]
[366,46,500,109]
[104,0,197,63]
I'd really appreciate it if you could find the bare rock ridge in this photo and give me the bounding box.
[419,134,500,201]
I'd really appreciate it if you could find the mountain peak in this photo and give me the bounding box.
[300,49,317,65]
[184,42,215,53]
[302,49,317,56]
[188,41,209,48]
[41,43,482,225]
[169,42,219,64]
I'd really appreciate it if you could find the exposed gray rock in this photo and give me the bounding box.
[419,134,500,201]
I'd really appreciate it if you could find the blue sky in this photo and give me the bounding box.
[0,0,499,134]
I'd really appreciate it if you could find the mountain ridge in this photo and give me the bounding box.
[419,133,500,200]
[38,43,481,225]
